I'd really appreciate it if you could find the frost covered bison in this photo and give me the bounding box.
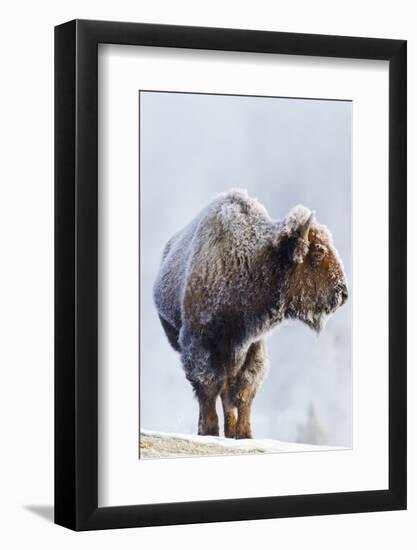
[154,190,348,439]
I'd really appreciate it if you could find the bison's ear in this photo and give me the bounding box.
[276,206,315,264]
[275,233,309,264]
[290,236,310,264]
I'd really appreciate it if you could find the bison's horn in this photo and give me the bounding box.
[300,212,314,241]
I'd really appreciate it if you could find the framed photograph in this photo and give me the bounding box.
[55,19,407,530]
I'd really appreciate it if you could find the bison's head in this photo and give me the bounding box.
[276,205,348,332]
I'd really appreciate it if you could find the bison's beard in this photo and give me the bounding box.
[285,303,329,333]
[286,289,345,333]
[304,291,346,333]
[304,309,329,333]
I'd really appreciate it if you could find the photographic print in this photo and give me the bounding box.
[139,91,352,460]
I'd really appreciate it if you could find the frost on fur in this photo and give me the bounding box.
[153,189,348,439]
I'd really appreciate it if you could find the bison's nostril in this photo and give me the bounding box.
[341,289,348,305]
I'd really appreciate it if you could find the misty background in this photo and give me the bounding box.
[139,91,352,447]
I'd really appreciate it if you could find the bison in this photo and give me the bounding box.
[153,190,348,439]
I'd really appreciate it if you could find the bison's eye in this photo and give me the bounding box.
[310,243,327,266]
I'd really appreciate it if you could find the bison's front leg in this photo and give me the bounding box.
[221,382,237,438]
[232,340,268,439]
[236,392,255,439]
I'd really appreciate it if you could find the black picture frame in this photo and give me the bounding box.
[55,19,407,531]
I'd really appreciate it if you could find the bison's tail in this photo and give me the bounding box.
[158,315,181,352]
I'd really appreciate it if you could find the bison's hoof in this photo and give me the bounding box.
[198,428,219,437]
[236,432,253,440]
[224,417,237,438]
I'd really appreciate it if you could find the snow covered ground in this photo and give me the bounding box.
[140,429,345,459]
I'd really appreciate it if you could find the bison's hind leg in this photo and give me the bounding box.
[181,340,223,436]
[158,315,181,352]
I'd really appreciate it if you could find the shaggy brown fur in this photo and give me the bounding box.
[154,190,348,438]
